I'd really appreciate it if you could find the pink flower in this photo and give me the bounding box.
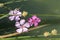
[9,9,21,21]
[28,15,41,27]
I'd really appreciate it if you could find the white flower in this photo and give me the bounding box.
[20,19,25,25]
[9,9,22,21]
[16,28,28,33]
[23,22,30,28]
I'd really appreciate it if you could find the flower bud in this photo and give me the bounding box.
[51,29,57,35]
[0,3,4,7]
[22,11,28,17]
[44,32,50,37]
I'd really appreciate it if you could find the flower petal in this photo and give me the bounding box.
[29,22,33,26]
[17,11,22,17]
[34,22,38,27]
[32,15,37,20]
[28,18,32,22]
[9,16,15,21]
[9,10,14,15]
[23,28,28,32]
[16,28,28,33]
[23,22,30,28]
[36,18,41,22]
[15,22,21,28]
[16,28,22,33]
[20,19,25,25]
[15,16,20,21]
[13,9,18,14]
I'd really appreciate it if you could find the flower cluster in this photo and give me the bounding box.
[9,9,41,33]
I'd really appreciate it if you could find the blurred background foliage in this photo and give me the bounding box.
[0,0,60,40]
